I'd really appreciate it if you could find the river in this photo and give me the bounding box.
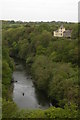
[12,62,49,109]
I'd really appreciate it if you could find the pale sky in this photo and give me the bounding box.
[0,0,79,22]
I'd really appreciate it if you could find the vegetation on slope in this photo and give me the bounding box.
[2,20,79,118]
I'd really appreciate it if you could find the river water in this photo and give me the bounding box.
[12,62,49,109]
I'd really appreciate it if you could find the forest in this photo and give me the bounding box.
[2,20,80,119]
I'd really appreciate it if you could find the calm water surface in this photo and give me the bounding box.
[12,63,49,109]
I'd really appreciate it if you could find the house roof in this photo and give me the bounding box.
[63,30,72,33]
[54,29,58,32]
[60,25,64,29]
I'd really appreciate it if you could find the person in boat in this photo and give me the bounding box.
[22,93,24,96]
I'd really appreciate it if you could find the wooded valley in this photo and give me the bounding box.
[2,21,80,118]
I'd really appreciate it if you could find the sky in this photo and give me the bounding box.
[0,0,79,22]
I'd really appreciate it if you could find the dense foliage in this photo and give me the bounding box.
[2,20,79,118]
[2,100,79,118]
[2,37,14,100]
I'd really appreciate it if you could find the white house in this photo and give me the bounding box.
[54,25,72,38]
